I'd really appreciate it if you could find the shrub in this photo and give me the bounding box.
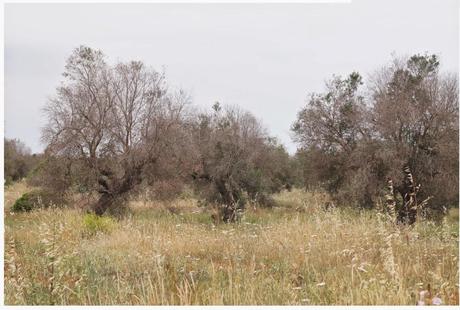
[82,213,116,236]
[11,190,67,212]
[11,193,34,212]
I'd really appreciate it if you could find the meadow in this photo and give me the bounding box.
[4,181,459,305]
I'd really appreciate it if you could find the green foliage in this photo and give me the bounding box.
[83,213,116,236]
[11,190,66,212]
[407,53,439,78]
[11,193,34,212]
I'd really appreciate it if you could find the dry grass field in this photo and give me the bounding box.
[4,182,459,305]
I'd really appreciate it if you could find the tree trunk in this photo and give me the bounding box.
[93,193,114,216]
[396,165,418,225]
[215,177,243,223]
[92,165,142,216]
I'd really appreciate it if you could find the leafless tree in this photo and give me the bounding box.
[42,46,190,215]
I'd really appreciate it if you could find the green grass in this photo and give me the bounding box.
[82,213,117,236]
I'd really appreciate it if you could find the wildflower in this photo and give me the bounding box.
[432,296,442,305]
[417,288,431,306]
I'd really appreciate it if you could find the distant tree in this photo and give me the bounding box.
[4,138,35,184]
[252,138,301,193]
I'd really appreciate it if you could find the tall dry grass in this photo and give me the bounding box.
[4,186,459,305]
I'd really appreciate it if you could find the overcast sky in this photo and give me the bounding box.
[5,0,459,154]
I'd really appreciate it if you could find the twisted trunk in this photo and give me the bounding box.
[93,165,143,216]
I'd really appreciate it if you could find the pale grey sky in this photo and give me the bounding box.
[5,1,459,154]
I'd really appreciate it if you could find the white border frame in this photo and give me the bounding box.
[1,1,458,309]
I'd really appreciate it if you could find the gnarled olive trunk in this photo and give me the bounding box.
[193,171,244,223]
[215,177,244,223]
[93,166,143,216]
[94,193,115,216]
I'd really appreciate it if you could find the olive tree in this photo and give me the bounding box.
[42,46,190,215]
[292,53,458,217]
[291,72,379,206]
[371,54,459,210]
[190,103,293,221]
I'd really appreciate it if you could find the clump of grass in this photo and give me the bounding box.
[5,236,29,304]
[39,217,63,304]
[82,213,117,236]
[448,208,459,223]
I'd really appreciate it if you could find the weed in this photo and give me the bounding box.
[82,213,116,236]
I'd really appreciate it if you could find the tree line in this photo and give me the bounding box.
[4,138,41,185]
[5,46,458,221]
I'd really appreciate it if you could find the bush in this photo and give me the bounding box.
[11,193,34,212]
[83,213,116,236]
[11,190,67,212]
[253,193,276,208]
